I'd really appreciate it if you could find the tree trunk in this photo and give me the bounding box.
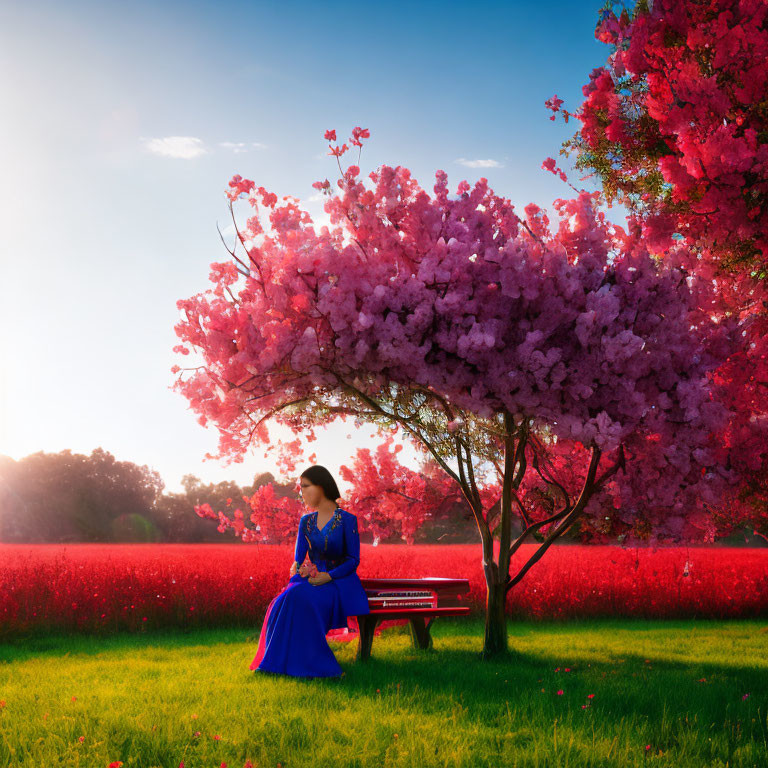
[480,573,510,659]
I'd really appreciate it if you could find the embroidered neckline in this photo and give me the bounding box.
[313,507,342,532]
[307,508,343,552]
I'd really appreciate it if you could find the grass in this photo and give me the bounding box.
[0,618,766,767]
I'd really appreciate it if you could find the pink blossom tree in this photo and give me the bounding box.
[172,128,742,658]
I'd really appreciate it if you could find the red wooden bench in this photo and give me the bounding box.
[351,577,471,661]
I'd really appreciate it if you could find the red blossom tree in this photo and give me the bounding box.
[337,434,466,545]
[545,0,768,270]
[172,127,743,658]
[194,437,453,546]
[546,0,768,542]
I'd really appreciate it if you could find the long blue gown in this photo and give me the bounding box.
[250,507,370,678]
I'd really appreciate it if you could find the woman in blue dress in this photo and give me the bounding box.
[250,465,370,679]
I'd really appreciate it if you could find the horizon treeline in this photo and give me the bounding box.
[0,448,763,547]
[0,447,478,545]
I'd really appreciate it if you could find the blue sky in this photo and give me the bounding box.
[0,0,627,495]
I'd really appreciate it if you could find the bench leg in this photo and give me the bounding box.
[409,616,434,651]
[356,614,380,662]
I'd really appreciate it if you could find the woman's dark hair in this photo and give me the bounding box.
[299,465,341,503]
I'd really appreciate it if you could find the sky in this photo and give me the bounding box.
[0,0,628,496]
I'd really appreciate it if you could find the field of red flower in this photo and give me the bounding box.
[1,543,766,640]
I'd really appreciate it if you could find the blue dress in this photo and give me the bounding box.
[250,508,370,678]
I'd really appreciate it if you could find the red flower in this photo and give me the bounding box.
[349,126,370,147]
[329,143,349,158]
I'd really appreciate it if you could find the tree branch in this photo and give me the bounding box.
[228,201,267,291]
[528,434,572,510]
[506,444,602,592]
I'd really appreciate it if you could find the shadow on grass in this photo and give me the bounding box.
[0,618,767,764]
[1,615,766,655]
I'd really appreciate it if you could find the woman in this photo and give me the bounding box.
[250,465,370,679]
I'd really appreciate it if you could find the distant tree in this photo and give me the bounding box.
[0,448,164,542]
[111,512,162,542]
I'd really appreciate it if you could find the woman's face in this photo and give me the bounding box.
[299,478,325,509]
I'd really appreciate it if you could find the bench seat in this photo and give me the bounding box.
[350,577,471,661]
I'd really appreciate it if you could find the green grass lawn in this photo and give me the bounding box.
[0,618,766,767]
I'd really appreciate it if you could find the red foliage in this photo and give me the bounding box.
[337,435,460,544]
[1,543,765,640]
[549,0,768,266]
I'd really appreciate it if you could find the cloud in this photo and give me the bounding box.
[455,158,503,168]
[219,141,268,153]
[142,136,208,159]
[142,137,268,158]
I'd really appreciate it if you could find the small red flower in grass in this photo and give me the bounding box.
[78,736,85,743]
[0,701,5,708]
[742,693,750,700]
[179,762,184,768]
[581,704,589,709]
[191,713,198,719]
[587,694,595,699]
[243,762,254,768]
[71,696,77,702]
[557,690,564,696]
[213,734,221,740]
[645,745,651,751]
[564,668,571,672]
[221,763,227,768]
[109,762,123,768]
[194,731,201,738]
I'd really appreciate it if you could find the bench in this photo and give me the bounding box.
[351,577,471,661]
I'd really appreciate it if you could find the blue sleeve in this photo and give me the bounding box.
[328,513,361,580]
[294,515,308,564]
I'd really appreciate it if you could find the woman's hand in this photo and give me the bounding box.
[289,561,298,578]
[299,562,314,578]
[308,571,333,586]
